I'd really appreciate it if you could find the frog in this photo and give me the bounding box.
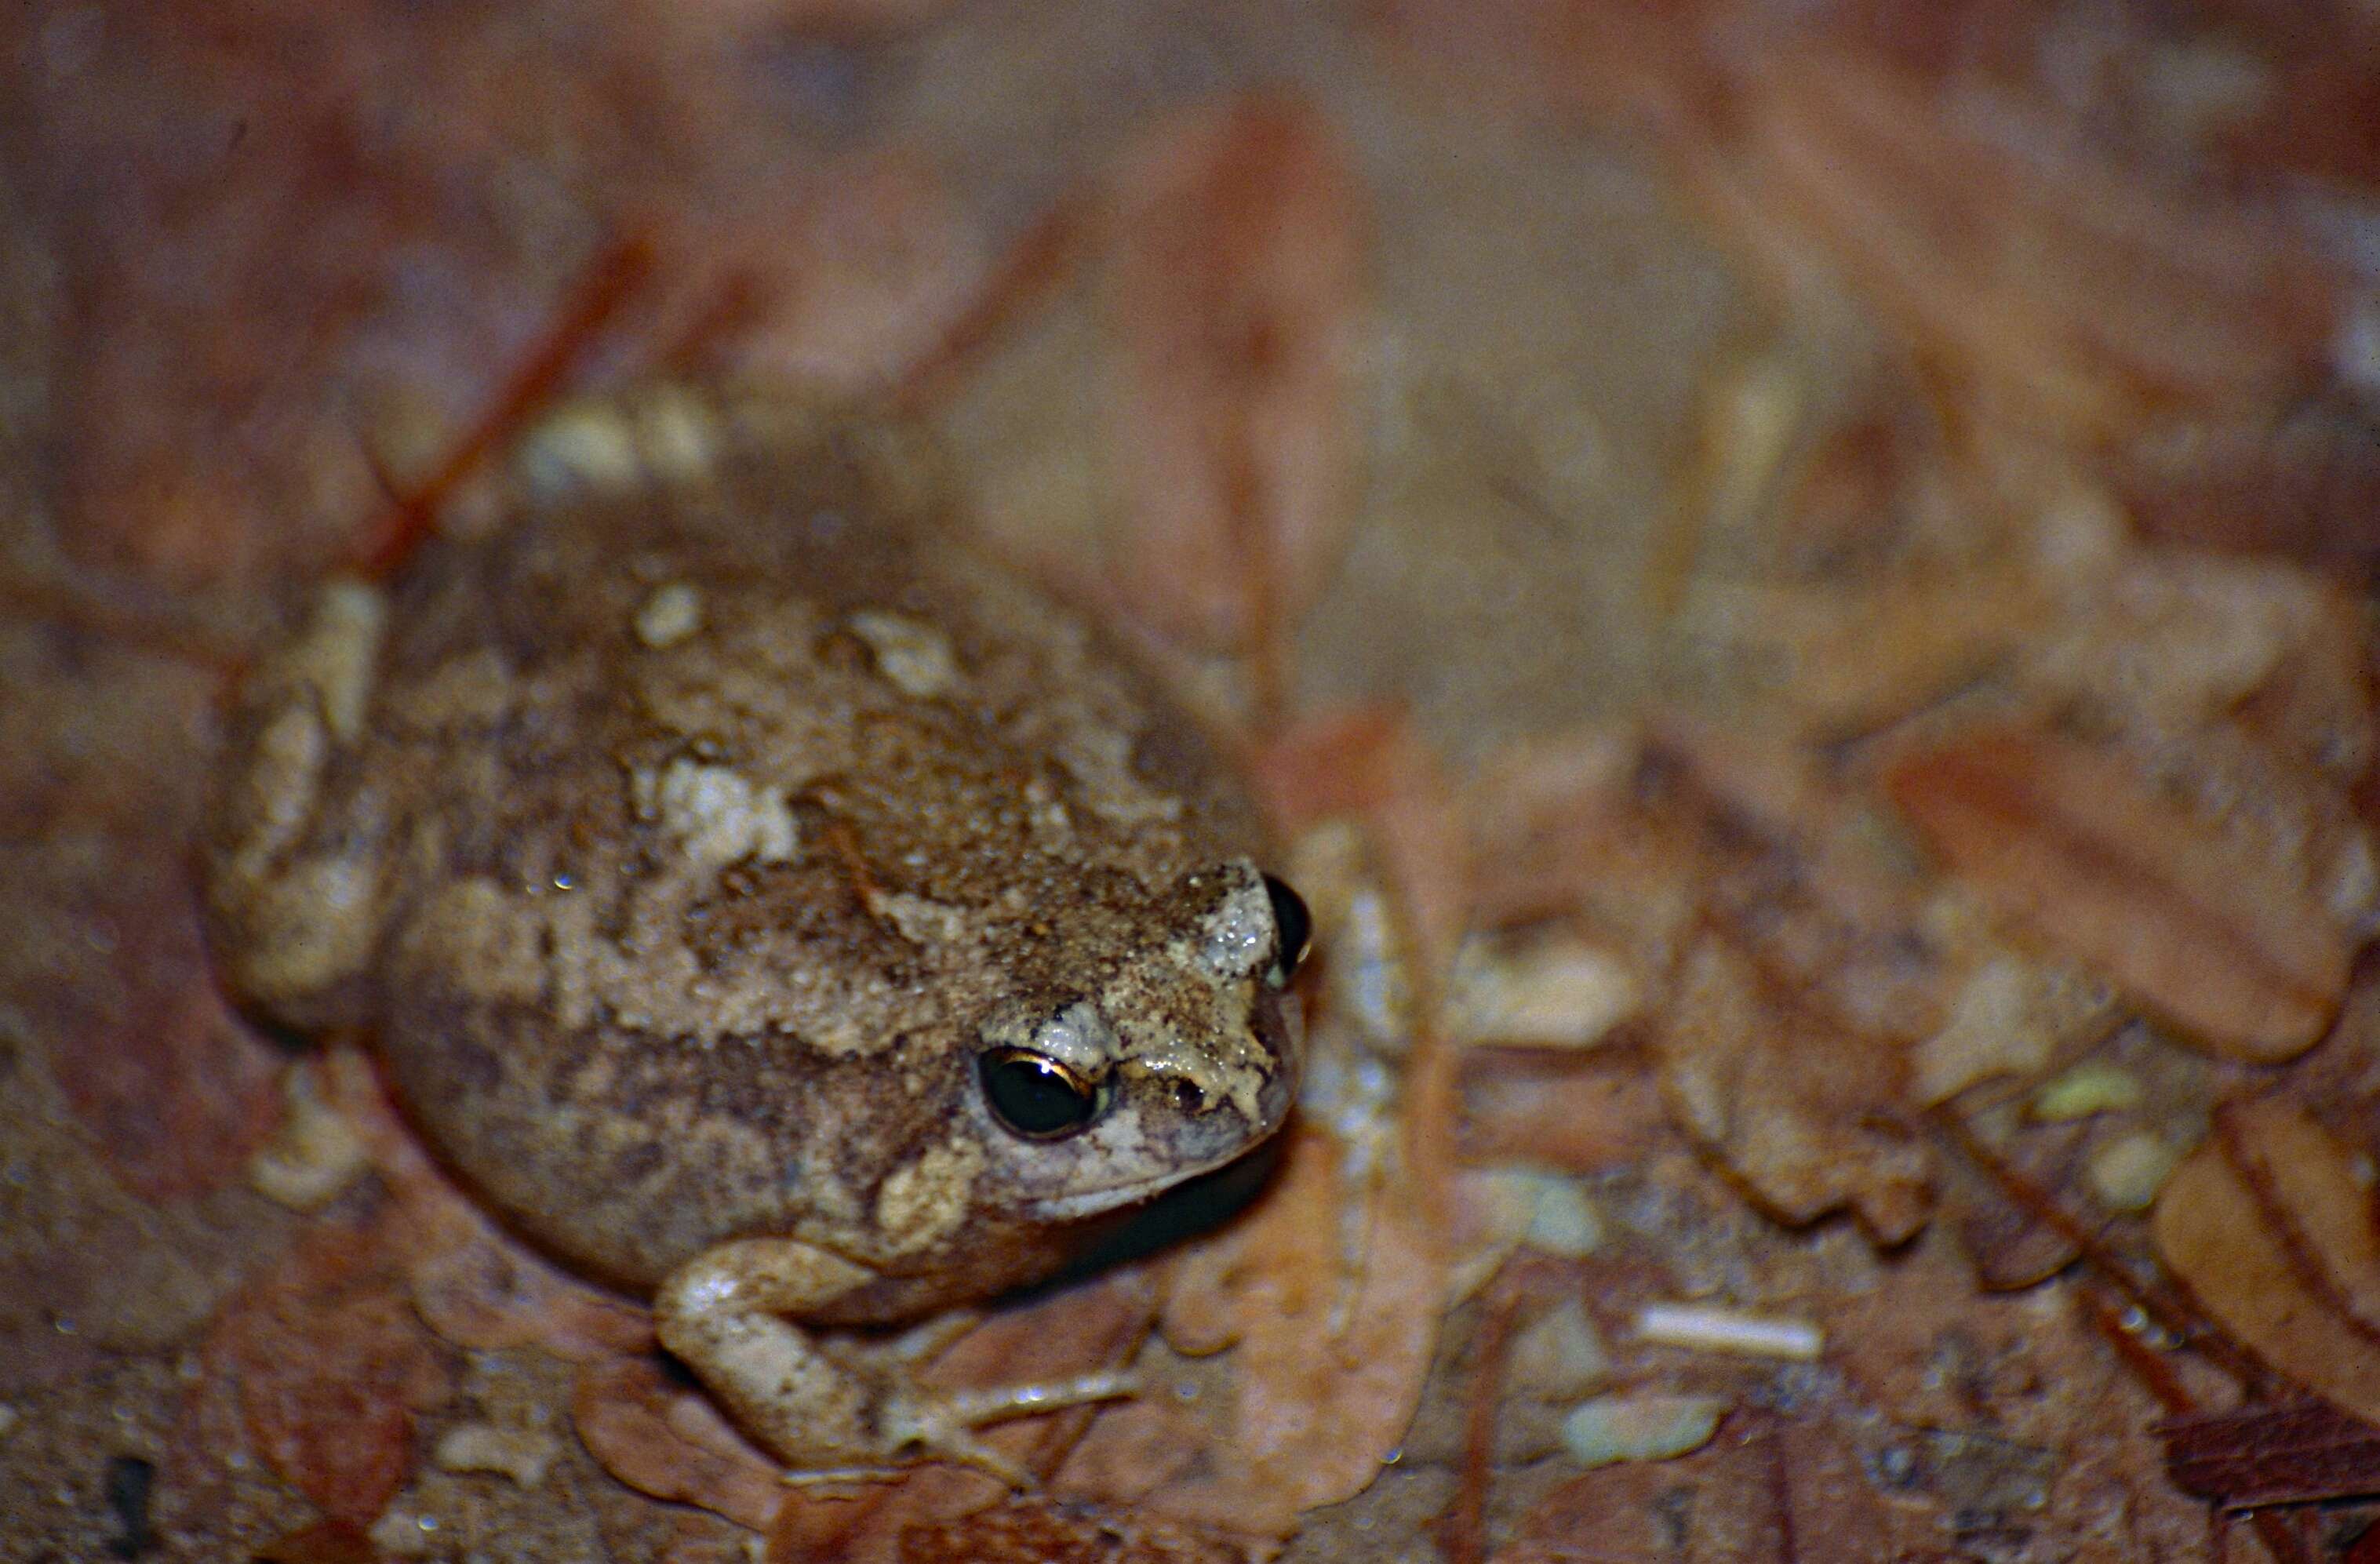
[201,384,1309,1484]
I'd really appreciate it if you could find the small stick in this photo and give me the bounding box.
[2072,1280,2193,1417]
[2072,1282,2311,1564]
[1756,1410,1798,1564]
[355,232,657,580]
[1927,1104,2265,1387]
[890,197,1087,416]
[653,268,773,380]
[1439,1268,1526,1564]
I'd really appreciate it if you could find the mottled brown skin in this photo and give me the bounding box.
[204,390,1301,1478]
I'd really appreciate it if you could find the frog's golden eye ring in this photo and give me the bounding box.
[978,1046,1107,1140]
[1262,873,1312,987]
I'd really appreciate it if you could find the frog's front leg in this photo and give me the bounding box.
[653,1238,1135,1487]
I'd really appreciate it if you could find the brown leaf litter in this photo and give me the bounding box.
[14,2,2380,1559]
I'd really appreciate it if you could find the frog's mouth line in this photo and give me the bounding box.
[1020,1147,1256,1223]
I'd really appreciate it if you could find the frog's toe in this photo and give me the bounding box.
[923,1427,1039,1490]
[781,1463,911,1489]
[876,1369,1140,1489]
[935,1367,1138,1426]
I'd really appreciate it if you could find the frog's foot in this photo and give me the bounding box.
[656,1238,1137,1489]
[872,1368,1139,1489]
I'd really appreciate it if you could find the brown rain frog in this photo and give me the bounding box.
[202,386,1308,1482]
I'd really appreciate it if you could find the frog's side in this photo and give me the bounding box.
[203,390,1304,1479]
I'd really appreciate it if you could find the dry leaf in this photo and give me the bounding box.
[1658,935,1931,1243]
[912,1268,1156,1486]
[1148,1119,1445,1531]
[1669,571,2043,738]
[1777,403,1931,574]
[2171,1390,2380,1514]
[1489,1413,1897,1564]
[1650,713,1923,935]
[1636,722,1948,1044]
[1465,727,1640,866]
[2020,550,2371,762]
[1445,929,1644,1050]
[2117,401,2380,587]
[760,1270,1159,1562]
[19,856,281,1203]
[2153,1099,2380,1426]
[1052,1397,1210,1511]
[2013,549,2379,950]
[1457,1053,1664,1173]
[1467,722,1937,1240]
[1939,1118,2092,1292]
[404,1213,656,1363]
[249,1519,380,1564]
[158,1282,271,1546]
[1255,708,1471,996]
[1910,941,2116,1106]
[208,1214,455,1526]
[571,1353,784,1533]
[317,1046,653,1362]
[1887,724,2352,1060]
[2215,1098,2380,1338]
[1697,50,2342,442]
[1465,729,1699,984]
[714,151,992,392]
[687,0,961,37]
[2160,1396,2380,1511]
[1103,93,1366,649]
[893,1495,1251,1564]
[1255,709,1469,1291]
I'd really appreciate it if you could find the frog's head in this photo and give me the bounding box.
[969,859,1307,1223]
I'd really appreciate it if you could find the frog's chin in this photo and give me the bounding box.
[1020,1151,1246,1224]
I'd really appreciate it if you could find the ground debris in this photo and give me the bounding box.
[1887,723,2353,1062]
[14,2,2380,1559]
[2155,1099,2380,1430]
[2162,1397,2380,1511]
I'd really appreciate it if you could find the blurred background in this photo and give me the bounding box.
[5,2,2379,1560]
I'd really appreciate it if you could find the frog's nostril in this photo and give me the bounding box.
[1173,1078,1206,1114]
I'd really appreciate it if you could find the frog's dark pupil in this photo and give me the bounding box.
[1262,873,1312,984]
[980,1048,1099,1140]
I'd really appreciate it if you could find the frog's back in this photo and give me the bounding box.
[206,393,1272,1293]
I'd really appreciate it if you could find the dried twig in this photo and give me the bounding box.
[1438,1267,1528,1564]
[2073,1236,2311,1564]
[1928,1105,2265,1388]
[356,232,656,579]
[890,197,1086,417]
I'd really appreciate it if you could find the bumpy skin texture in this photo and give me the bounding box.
[204,393,1301,1471]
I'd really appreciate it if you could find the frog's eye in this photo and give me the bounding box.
[978,1047,1106,1140]
[1262,873,1312,987]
